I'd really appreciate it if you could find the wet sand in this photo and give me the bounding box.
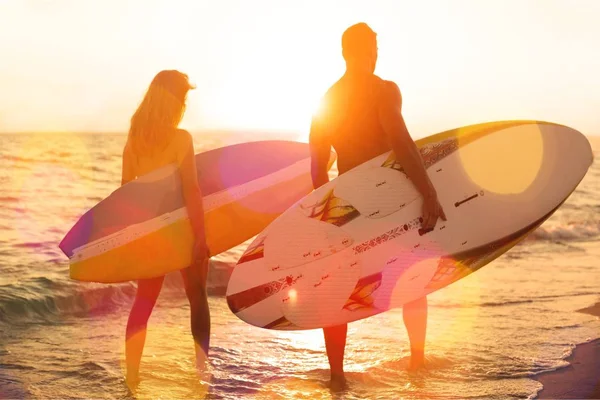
[535,302,600,399]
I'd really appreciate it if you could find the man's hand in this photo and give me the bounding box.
[421,193,447,233]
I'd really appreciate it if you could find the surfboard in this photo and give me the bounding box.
[59,140,336,283]
[226,121,594,330]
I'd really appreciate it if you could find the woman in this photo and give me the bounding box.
[121,70,210,386]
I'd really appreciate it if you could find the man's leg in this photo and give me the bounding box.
[323,324,348,388]
[403,296,427,369]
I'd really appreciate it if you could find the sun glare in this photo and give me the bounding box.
[199,66,324,139]
[458,125,544,194]
[280,327,325,353]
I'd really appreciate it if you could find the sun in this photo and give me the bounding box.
[188,29,337,140]
[200,69,324,140]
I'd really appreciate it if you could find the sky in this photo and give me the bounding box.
[0,0,599,138]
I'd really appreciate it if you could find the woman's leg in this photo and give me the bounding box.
[181,257,211,367]
[125,276,165,382]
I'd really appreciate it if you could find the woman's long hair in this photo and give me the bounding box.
[127,70,193,156]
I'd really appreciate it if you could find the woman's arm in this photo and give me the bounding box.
[121,143,136,186]
[176,130,208,255]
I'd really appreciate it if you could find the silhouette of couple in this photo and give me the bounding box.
[122,23,445,391]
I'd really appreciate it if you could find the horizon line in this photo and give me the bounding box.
[0,128,305,136]
[1,129,599,137]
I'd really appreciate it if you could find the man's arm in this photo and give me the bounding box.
[309,108,332,190]
[378,81,446,231]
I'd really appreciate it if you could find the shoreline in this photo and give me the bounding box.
[534,302,600,399]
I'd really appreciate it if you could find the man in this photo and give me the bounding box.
[309,22,447,390]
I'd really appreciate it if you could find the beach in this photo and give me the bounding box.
[0,131,599,399]
[534,303,600,399]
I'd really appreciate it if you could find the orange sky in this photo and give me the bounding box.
[0,0,599,137]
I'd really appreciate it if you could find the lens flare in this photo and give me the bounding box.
[458,124,544,195]
[426,265,484,345]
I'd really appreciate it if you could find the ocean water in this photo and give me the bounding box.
[0,131,599,400]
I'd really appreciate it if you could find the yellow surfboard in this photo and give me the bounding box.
[59,140,335,283]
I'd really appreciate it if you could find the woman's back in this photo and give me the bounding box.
[124,129,189,179]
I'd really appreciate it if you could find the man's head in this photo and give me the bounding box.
[342,23,378,74]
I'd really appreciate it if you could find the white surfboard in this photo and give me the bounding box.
[226,121,593,330]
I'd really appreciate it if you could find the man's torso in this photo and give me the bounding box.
[321,73,393,174]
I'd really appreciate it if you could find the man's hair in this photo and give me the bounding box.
[342,23,377,60]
